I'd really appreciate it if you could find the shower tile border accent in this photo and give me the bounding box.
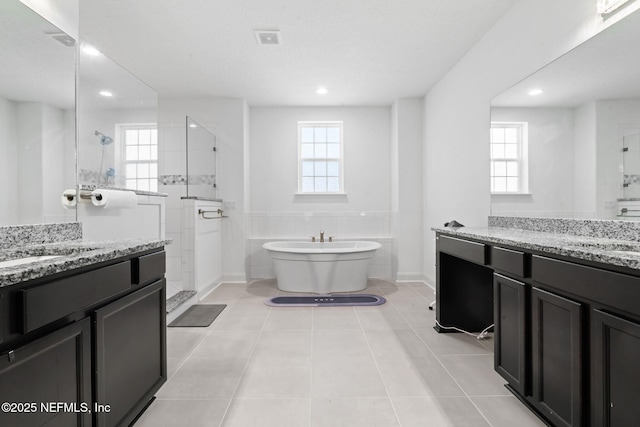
[159,174,216,186]
[489,215,640,242]
[0,222,82,250]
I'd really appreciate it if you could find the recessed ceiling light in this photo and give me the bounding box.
[316,87,328,95]
[99,90,113,97]
[83,45,101,56]
[528,88,544,96]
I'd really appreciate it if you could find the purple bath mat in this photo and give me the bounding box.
[265,294,386,307]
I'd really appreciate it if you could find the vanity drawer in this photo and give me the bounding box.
[135,251,166,285]
[21,261,131,334]
[532,255,640,317]
[492,246,527,278]
[438,235,488,265]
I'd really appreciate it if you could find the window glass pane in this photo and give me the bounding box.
[139,146,151,161]
[490,177,495,192]
[494,161,507,176]
[126,179,137,190]
[315,143,327,158]
[327,127,340,142]
[492,144,505,159]
[137,179,150,191]
[126,164,137,178]
[301,143,314,158]
[151,129,158,144]
[302,161,314,176]
[138,163,150,178]
[327,161,339,176]
[150,164,158,178]
[505,128,518,143]
[301,127,314,143]
[328,177,340,192]
[151,146,158,160]
[150,180,158,192]
[126,130,138,144]
[490,161,495,176]
[327,143,340,158]
[302,177,314,192]
[494,177,507,192]
[506,177,518,192]
[126,146,138,161]
[504,144,518,158]
[139,129,151,145]
[506,161,518,176]
[314,127,327,142]
[314,177,327,192]
[491,128,504,143]
[315,161,327,176]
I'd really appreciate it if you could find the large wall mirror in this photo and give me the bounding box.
[77,42,158,193]
[0,0,76,226]
[490,9,640,220]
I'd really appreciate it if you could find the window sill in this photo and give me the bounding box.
[294,192,348,202]
[491,192,532,197]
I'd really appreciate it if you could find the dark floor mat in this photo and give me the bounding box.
[168,304,226,327]
[265,294,386,307]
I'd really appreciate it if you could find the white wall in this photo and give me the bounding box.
[573,101,598,218]
[250,107,391,212]
[0,98,19,225]
[491,107,575,217]
[248,106,393,278]
[391,99,424,280]
[422,0,637,284]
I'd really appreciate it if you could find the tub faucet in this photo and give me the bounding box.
[320,230,324,243]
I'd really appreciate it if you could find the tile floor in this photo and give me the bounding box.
[135,279,545,427]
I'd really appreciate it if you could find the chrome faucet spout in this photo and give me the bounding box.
[320,230,324,243]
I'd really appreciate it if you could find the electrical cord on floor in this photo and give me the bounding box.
[434,319,494,340]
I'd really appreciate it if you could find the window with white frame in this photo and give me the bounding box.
[121,124,158,192]
[490,122,528,194]
[298,122,343,193]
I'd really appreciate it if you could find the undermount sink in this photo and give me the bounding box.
[0,255,62,269]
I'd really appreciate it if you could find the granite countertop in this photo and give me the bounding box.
[433,225,640,271]
[0,238,169,288]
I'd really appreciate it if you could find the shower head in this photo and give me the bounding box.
[95,130,113,146]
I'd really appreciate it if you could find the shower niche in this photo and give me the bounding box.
[186,116,217,200]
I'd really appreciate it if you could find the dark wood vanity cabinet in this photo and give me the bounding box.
[0,249,166,427]
[493,273,527,396]
[437,232,640,427]
[591,309,640,426]
[0,318,92,426]
[530,287,584,427]
[94,279,166,427]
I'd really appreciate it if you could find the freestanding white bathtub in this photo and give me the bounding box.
[263,241,381,294]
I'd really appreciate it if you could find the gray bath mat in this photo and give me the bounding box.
[168,304,226,327]
[265,294,386,307]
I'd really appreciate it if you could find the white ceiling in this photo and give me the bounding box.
[78,0,517,106]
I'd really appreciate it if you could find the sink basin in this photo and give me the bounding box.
[0,255,62,269]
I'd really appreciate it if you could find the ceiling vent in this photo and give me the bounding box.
[255,30,281,46]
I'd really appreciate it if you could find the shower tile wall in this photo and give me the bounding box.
[247,211,395,278]
[158,123,188,299]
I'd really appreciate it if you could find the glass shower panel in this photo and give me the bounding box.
[186,116,217,199]
[623,131,640,198]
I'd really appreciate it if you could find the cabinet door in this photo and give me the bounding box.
[592,309,640,426]
[494,273,527,396]
[0,318,91,427]
[94,279,166,427]
[531,287,583,427]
